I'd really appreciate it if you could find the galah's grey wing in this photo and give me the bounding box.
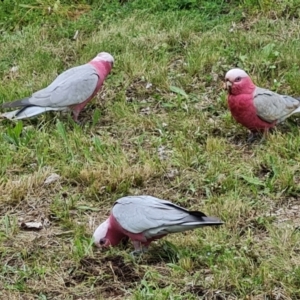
[112,195,221,235]
[28,64,99,107]
[2,64,99,109]
[253,87,300,123]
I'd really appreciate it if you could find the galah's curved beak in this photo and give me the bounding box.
[224,80,232,91]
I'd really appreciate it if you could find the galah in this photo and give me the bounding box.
[225,68,300,140]
[93,195,223,254]
[1,52,114,122]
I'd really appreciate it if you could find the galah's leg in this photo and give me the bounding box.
[72,110,80,123]
[263,128,271,138]
[132,241,142,251]
[258,129,270,144]
[130,241,148,256]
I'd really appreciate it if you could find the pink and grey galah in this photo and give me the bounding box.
[1,52,114,122]
[225,68,300,140]
[93,195,223,254]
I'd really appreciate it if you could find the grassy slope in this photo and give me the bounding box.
[1,0,300,299]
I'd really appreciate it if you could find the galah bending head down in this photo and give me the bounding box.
[224,68,300,139]
[93,195,223,254]
[1,52,114,122]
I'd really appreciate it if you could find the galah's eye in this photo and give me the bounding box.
[235,77,241,82]
[99,238,106,245]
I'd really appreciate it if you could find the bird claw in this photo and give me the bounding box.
[247,132,264,144]
[130,248,148,257]
[130,250,142,257]
[74,120,83,126]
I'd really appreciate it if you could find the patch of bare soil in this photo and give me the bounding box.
[248,287,293,300]
[67,255,142,297]
[184,286,237,300]
[271,200,300,228]
[125,77,158,102]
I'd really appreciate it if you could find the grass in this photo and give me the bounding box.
[1,0,300,298]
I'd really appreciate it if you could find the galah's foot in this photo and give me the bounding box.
[130,250,142,257]
[247,131,262,144]
[130,241,148,257]
[71,116,84,126]
[72,117,80,124]
[74,120,83,126]
[130,248,148,257]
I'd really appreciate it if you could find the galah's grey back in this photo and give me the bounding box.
[253,87,300,123]
[23,64,98,108]
[112,195,223,239]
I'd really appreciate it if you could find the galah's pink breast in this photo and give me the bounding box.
[69,60,112,120]
[109,214,147,243]
[110,214,166,246]
[228,94,276,132]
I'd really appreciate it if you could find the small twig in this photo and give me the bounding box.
[72,30,79,41]
[108,261,117,282]
[53,230,74,236]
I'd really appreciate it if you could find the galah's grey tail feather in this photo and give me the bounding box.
[188,210,207,218]
[182,212,223,226]
[195,215,223,225]
[2,97,31,108]
[1,106,65,120]
[144,214,223,238]
[291,106,300,115]
[15,105,37,117]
